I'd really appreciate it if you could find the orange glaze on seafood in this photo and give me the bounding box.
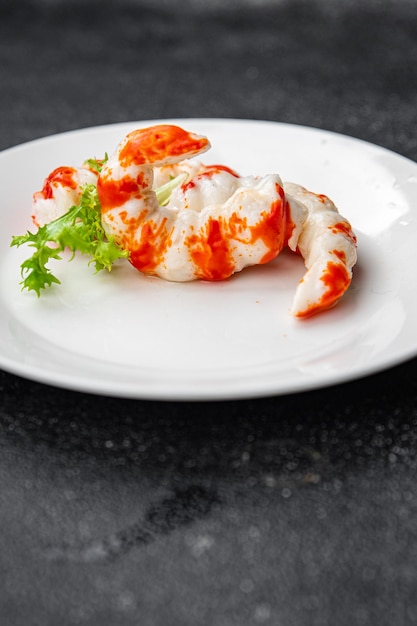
[184,187,287,281]
[31,124,357,317]
[98,173,148,212]
[37,166,78,200]
[118,124,210,167]
[332,221,358,245]
[250,189,288,264]
[294,261,351,319]
[129,216,173,274]
[125,187,287,280]
[182,165,239,194]
[31,164,99,227]
[281,181,357,317]
[95,125,357,315]
[98,124,292,285]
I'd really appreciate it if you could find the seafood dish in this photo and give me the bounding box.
[13,124,357,318]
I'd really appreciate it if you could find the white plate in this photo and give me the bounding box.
[1,118,416,400]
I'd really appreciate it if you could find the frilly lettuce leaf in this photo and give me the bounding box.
[11,183,128,296]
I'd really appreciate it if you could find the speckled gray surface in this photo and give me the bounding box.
[1,1,417,624]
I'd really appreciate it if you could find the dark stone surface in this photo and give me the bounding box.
[1,1,417,624]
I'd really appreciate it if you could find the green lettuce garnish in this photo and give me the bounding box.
[10,169,188,296]
[83,154,108,174]
[11,183,128,296]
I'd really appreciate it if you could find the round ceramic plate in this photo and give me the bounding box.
[1,119,416,400]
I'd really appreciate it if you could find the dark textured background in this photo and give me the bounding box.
[1,1,417,624]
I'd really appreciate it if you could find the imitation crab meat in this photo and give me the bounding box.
[31,124,357,318]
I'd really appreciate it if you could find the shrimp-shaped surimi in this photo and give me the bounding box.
[30,123,357,318]
[97,124,289,282]
[284,183,357,318]
[32,165,98,227]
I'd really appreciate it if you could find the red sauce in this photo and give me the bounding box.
[203,164,240,177]
[186,217,236,280]
[118,125,209,167]
[40,166,78,199]
[182,179,197,193]
[248,185,286,264]
[181,164,240,193]
[98,174,147,212]
[283,200,294,241]
[295,260,351,319]
[331,221,357,246]
[184,183,286,280]
[129,217,172,273]
[331,249,346,262]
